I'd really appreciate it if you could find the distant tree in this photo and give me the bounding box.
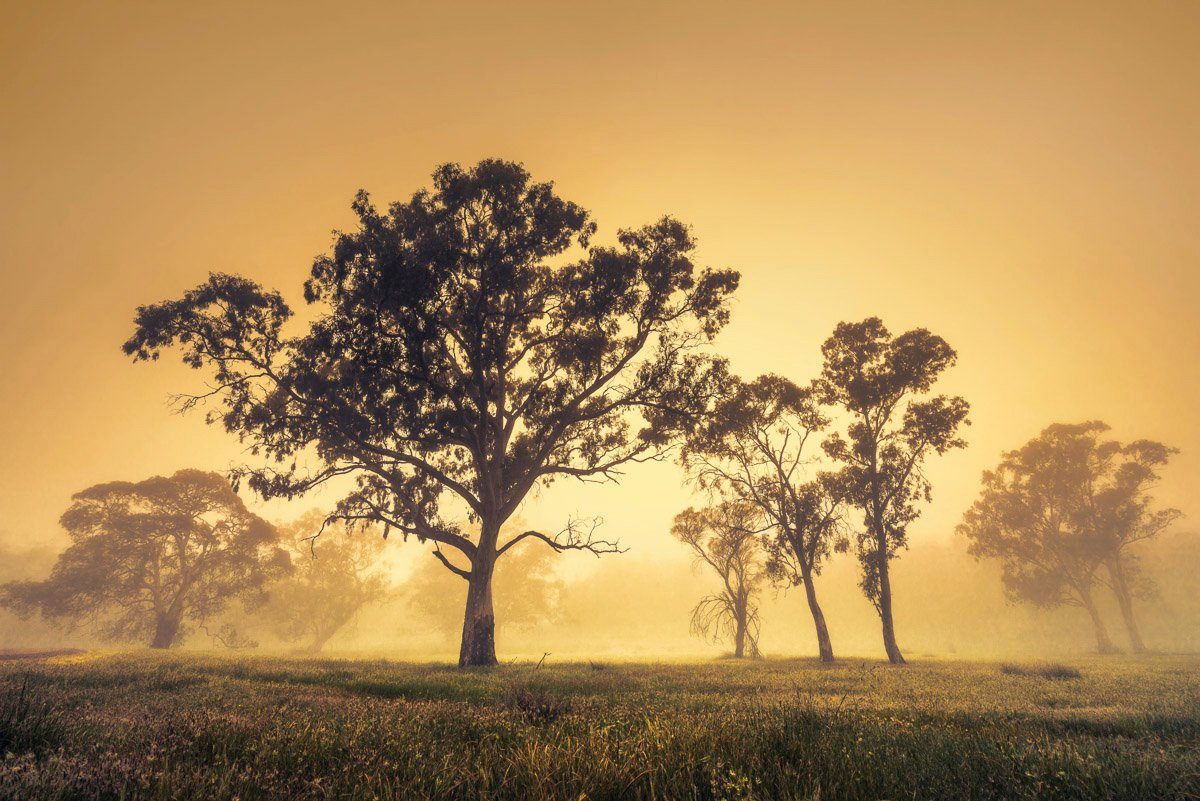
[1088,434,1181,652]
[260,511,391,654]
[404,519,564,642]
[682,374,848,662]
[960,422,1181,653]
[671,502,766,658]
[2,470,290,648]
[818,318,969,664]
[123,159,738,665]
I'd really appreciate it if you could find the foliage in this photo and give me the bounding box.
[258,511,390,653]
[123,158,739,664]
[1,470,290,648]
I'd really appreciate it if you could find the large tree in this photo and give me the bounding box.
[124,159,738,666]
[960,422,1180,653]
[682,374,847,662]
[2,470,289,648]
[671,502,766,658]
[818,318,969,665]
[260,511,391,654]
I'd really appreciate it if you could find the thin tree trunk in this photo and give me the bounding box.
[1106,558,1146,654]
[733,607,747,658]
[800,567,834,663]
[459,523,499,667]
[877,549,905,665]
[1080,586,1118,654]
[150,614,181,649]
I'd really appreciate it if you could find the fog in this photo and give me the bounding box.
[2,2,1198,662]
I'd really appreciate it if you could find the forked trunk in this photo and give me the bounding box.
[877,552,905,665]
[459,537,498,667]
[1106,558,1146,654]
[800,567,834,663]
[150,614,181,649]
[1081,586,1118,654]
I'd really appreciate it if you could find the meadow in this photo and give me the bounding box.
[1,651,1198,800]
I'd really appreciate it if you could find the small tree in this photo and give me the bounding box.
[960,422,1181,653]
[671,502,766,658]
[2,470,289,648]
[818,318,969,664]
[124,159,738,665]
[260,511,391,654]
[683,374,847,662]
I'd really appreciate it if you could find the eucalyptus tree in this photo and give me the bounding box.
[262,511,391,654]
[683,374,848,662]
[819,318,970,664]
[960,422,1180,653]
[671,502,766,658]
[2,470,289,648]
[123,159,739,665]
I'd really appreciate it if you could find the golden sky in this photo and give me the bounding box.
[2,0,1198,576]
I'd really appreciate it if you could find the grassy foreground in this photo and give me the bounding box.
[1,652,1198,800]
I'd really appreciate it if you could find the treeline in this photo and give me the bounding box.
[0,159,1185,664]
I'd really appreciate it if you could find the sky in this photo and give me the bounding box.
[1,1,1198,654]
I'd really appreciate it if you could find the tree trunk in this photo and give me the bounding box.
[150,614,181,649]
[458,539,498,667]
[733,607,747,658]
[800,568,834,663]
[877,551,905,665]
[1106,559,1146,654]
[1081,587,1118,654]
[306,628,336,655]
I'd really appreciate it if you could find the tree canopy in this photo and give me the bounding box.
[2,470,289,648]
[124,159,739,665]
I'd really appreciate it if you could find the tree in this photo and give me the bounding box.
[1088,434,1181,652]
[2,470,289,648]
[682,374,848,662]
[260,511,391,653]
[960,422,1181,653]
[818,318,969,664]
[671,502,766,658]
[123,159,739,665]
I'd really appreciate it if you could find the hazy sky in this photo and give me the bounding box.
[2,1,1197,577]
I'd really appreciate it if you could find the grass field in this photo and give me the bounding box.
[1,652,1198,800]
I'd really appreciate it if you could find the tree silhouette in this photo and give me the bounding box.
[818,318,969,664]
[123,159,738,665]
[672,502,766,658]
[260,511,391,654]
[960,422,1181,653]
[682,374,848,661]
[2,470,289,648]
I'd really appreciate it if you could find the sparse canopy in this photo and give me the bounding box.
[2,470,289,648]
[260,511,391,654]
[960,421,1181,653]
[682,374,848,661]
[818,318,969,664]
[123,159,739,665]
[672,502,766,658]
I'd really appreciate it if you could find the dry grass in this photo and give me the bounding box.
[1,652,1197,800]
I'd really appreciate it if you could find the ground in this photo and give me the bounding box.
[1,652,1197,800]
